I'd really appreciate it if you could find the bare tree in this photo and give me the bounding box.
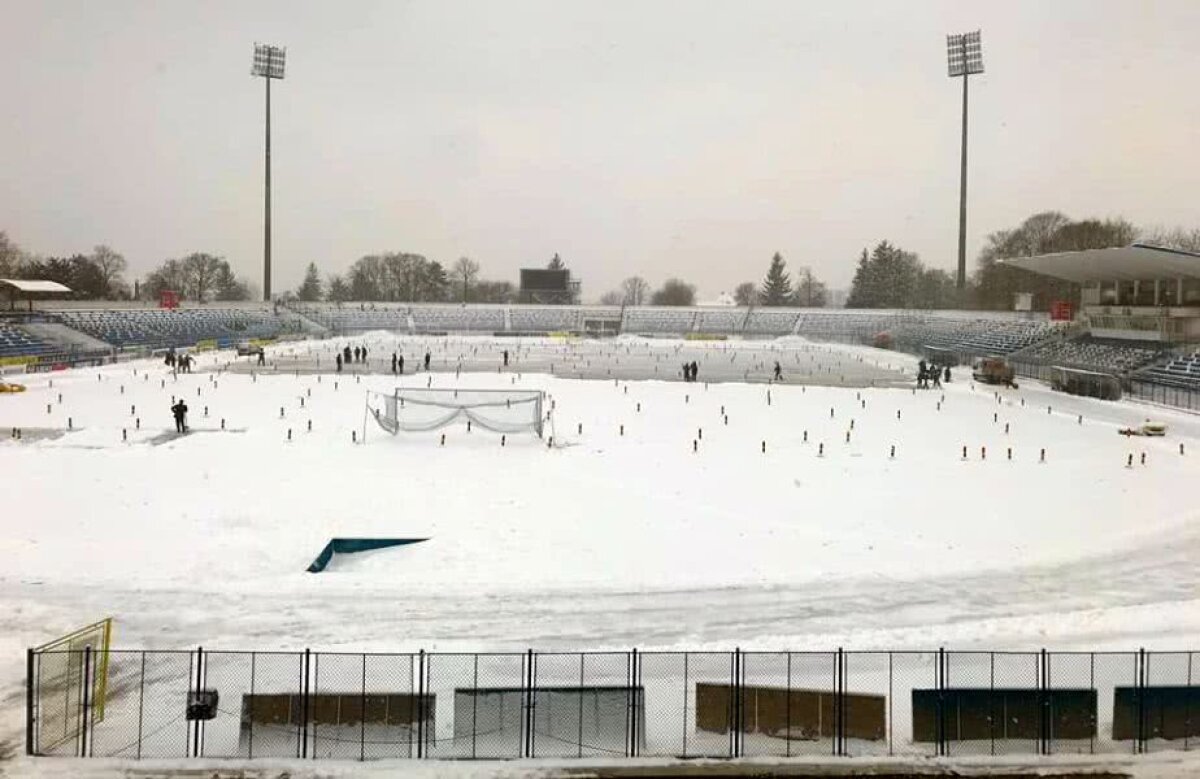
[733,281,757,306]
[650,278,696,306]
[599,289,624,305]
[180,253,224,302]
[452,256,480,302]
[0,232,25,277]
[620,275,649,306]
[1139,226,1200,253]
[90,245,127,298]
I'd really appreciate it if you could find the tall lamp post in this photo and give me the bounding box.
[946,30,983,292]
[251,43,286,301]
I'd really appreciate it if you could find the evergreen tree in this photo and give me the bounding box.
[326,274,350,302]
[547,253,565,270]
[846,249,872,308]
[759,252,793,306]
[296,262,323,301]
[791,267,828,307]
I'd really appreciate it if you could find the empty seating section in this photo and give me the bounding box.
[54,309,286,349]
[695,309,745,333]
[298,306,409,332]
[743,310,800,334]
[1014,337,1165,375]
[0,321,53,358]
[510,307,579,331]
[410,306,504,332]
[1138,349,1200,389]
[798,312,895,341]
[624,308,697,333]
[887,317,1059,355]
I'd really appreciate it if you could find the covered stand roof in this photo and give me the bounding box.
[1001,244,1200,283]
[0,279,72,294]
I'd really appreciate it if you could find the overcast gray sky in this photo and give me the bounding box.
[2,0,1198,301]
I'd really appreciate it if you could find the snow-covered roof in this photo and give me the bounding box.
[0,278,72,293]
[1002,244,1200,283]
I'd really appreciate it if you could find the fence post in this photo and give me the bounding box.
[1039,648,1049,756]
[25,648,35,756]
[192,646,204,759]
[80,646,91,759]
[247,652,255,760]
[628,648,640,758]
[523,649,535,759]
[935,647,945,757]
[835,647,845,757]
[785,651,792,759]
[136,651,146,760]
[417,649,426,759]
[682,653,689,758]
[1137,648,1147,754]
[359,653,366,762]
[301,649,311,759]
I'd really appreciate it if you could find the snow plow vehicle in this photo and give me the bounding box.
[972,357,1016,387]
[1119,421,1167,437]
[236,341,264,357]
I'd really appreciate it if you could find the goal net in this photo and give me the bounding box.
[367,388,547,438]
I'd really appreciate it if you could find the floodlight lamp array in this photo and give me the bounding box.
[252,43,286,79]
[946,30,984,77]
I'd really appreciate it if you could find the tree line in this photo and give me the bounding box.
[7,210,1199,309]
[0,232,253,302]
[845,211,1200,310]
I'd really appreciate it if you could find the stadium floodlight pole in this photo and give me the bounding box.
[946,30,983,291]
[251,43,286,301]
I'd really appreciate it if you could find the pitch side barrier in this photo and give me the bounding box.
[26,647,1198,761]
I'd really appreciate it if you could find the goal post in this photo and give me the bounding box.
[366,387,549,438]
[31,617,113,754]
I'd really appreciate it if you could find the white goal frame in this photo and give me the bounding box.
[364,387,551,441]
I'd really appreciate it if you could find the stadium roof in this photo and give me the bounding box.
[1001,244,1200,283]
[0,278,72,293]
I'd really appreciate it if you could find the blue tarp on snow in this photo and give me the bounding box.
[306,537,428,573]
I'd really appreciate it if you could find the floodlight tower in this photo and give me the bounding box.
[946,30,983,291]
[251,43,286,301]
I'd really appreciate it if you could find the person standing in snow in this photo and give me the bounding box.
[690,361,699,383]
[398,354,405,374]
[336,352,343,373]
[391,352,398,375]
[424,351,431,371]
[171,399,188,433]
[503,349,509,367]
[773,361,782,381]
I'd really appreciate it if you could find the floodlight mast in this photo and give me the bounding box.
[251,44,286,301]
[947,30,983,292]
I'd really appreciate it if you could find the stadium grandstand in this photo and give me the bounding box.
[2,249,1199,408]
[1002,243,1200,401]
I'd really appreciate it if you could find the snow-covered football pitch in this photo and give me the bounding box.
[2,333,1199,757]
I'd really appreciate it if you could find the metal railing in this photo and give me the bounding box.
[28,646,1197,761]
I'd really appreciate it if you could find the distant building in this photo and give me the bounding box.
[700,291,736,307]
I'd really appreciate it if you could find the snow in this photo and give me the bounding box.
[1,334,1198,771]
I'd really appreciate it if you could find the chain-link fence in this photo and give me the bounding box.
[27,647,1198,761]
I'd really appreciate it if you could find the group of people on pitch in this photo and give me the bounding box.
[164,349,195,373]
[681,360,700,382]
[917,359,950,389]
